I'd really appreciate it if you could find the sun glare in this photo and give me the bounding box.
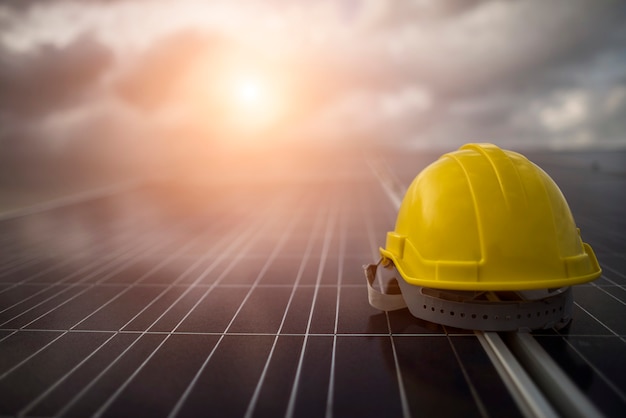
[185,52,291,145]
[224,70,286,133]
[235,78,262,106]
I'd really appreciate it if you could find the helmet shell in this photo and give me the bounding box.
[380,143,601,291]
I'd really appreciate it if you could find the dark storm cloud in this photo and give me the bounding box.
[0,33,113,117]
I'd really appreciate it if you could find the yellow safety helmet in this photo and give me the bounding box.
[380,143,601,291]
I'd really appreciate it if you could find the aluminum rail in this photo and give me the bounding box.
[476,331,558,418]
[367,155,604,418]
[504,332,603,418]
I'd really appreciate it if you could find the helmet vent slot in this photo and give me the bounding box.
[396,280,573,331]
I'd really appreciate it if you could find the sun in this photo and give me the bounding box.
[224,71,286,132]
[235,78,263,107]
[184,51,291,143]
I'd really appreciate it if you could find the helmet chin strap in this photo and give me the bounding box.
[364,260,407,311]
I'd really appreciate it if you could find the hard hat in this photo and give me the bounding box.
[381,143,600,291]
[365,143,601,331]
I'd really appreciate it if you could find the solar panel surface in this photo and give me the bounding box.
[0,149,624,417]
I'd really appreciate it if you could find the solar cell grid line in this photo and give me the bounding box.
[0,241,112,290]
[0,214,172,290]
[572,301,626,343]
[0,257,51,282]
[0,179,142,223]
[53,258,254,414]
[0,217,125,270]
[65,218,215,332]
[243,203,327,418]
[445,332,490,417]
[604,262,626,280]
[166,191,306,336]
[0,253,139,329]
[553,330,626,405]
[0,227,156,318]
[115,190,305,408]
[90,330,171,418]
[54,192,289,418]
[0,221,187,383]
[0,215,99,259]
[0,328,16,344]
[604,260,626,284]
[590,281,626,307]
[325,198,348,418]
[0,247,148,341]
[0,260,22,276]
[12,256,88,285]
[284,203,336,418]
[361,187,411,418]
[0,330,67,382]
[17,331,120,417]
[0,255,41,277]
[167,195,313,418]
[3,243,210,334]
[0,257,24,275]
[0,220,183,330]
[142,190,307,334]
[599,274,626,290]
[112,218,256,334]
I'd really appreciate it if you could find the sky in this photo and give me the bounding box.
[1,0,626,170]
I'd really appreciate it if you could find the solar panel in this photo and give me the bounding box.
[0,149,624,417]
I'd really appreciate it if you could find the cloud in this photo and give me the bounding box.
[0,0,48,12]
[0,0,130,11]
[363,0,624,95]
[0,33,113,117]
[363,0,626,147]
[114,30,222,111]
[1,0,626,156]
[537,90,589,132]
